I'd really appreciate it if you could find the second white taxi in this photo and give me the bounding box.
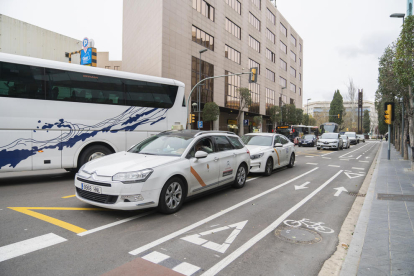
[75,130,250,214]
[241,133,295,176]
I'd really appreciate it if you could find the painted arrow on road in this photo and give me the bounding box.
[294,182,310,190]
[333,187,348,196]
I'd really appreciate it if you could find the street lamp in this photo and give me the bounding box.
[198,48,208,130]
[307,98,311,125]
[390,13,405,23]
[280,86,287,125]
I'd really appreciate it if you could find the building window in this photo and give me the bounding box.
[266,28,275,44]
[290,50,296,62]
[290,67,296,77]
[251,0,261,10]
[104,66,110,69]
[290,98,295,105]
[279,76,287,88]
[280,58,287,71]
[290,34,297,46]
[279,94,287,106]
[266,8,275,25]
[192,25,214,51]
[225,70,241,109]
[225,0,241,15]
[300,43,302,52]
[266,68,275,82]
[266,48,275,63]
[249,12,261,31]
[248,58,260,74]
[266,88,275,115]
[192,0,215,21]
[249,36,260,53]
[280,22,287,36]
[299,73,302,81]
[299,58,302,66]
[225,45,241,64]
[225,18,241,39]
[114,66,120,71]
[290,82,296,93]
[299,87,302,96]
[191,56,214,103]
[249,83,260,114]
[280,41,287,54]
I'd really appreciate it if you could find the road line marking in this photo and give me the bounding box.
[356,155,362,159]
[305,156,315,158]
[322,157,331,159]
[173,262,201,276]
[78,211,153,236]
[8,207,107,234]
[306,163,318,165]
[128,167,319,256]
[200,170,344,276]
[359,161,369,163]
[142,251,170,264]
[339,143,369,158]
[328,165,340,167]
[352,167,365,170]
[62,195,76,198]
[0,233,66,262]
[340,159,349,161]
[321,152,334,156]
[246,177,259,182]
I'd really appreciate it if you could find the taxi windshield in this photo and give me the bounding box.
[129,135,194,156]
[241,135,272,146]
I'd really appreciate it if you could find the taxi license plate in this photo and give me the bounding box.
[81,183,102,194]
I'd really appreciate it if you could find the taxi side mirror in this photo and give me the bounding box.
[195,151,208,159]
[274,143,283,148]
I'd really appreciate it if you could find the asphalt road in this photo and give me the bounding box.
[0,141,381,276]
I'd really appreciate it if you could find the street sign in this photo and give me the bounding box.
[80,48,92,65]
[198,121,203,128]
[82,37,89,52]
[243,119,249,126]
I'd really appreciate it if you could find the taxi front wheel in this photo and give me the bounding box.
[158,177,186,214]
[233,164,247,189]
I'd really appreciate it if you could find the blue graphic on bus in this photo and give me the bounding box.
[0,107,167,169]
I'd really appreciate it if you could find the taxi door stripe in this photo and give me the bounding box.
[273,149,280,165]
[190,167,206,187]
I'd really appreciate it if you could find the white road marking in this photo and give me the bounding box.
[0,233,66,262]
[294,181,310,190]
[305,156,314,157]
[328,165,340,167]
[321,152,335,156]
[339,143,369,158]
[344,172,365,179]
[365,157,370,159]
[352,167,365,170]
[142,251,170,264]
[306,163,318,165]
[246,177,259,182]
[340,159,349,161]
[322,157,331,159]
[356,155,362,159]
[333,187,348,196]
[173,262,201,276]
[359,161,369,163]
[128,168,319,255]
[200,170,343,276]
[78,211,153,236]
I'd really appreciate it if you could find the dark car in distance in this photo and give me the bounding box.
[299,134,317,147]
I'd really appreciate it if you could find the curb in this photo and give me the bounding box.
[339,142,383,275]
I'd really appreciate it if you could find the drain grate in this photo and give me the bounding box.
[348,192,366,197]
[377,194,414,201]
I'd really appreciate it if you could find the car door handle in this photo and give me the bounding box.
[214,157,219,162]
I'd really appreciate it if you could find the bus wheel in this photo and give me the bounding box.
[79,145,113,168]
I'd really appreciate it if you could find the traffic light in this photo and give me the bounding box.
[249,67,258,83]
[384,104,392,125]
[338,114,340,118]
[189,113,196,123]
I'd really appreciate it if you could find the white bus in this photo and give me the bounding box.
[0,53,186,173]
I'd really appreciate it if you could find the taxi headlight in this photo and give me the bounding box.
[113,169,153,183]
[250,153,264,160]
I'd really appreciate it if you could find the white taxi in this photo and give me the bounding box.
[75,130,250,214]
[241,133,295,176]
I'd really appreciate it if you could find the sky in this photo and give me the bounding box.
[0,0,408,103]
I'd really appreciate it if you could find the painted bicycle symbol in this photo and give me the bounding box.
[283,218,334,234]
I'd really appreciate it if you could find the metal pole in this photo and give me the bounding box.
[388,124,391,160]
[401,102,404,157]
[198,53,201,130]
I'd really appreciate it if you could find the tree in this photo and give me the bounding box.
[295,108,304,125]
[313,107,329,127]
[268,105,281,130]
[329,90,345,127]
[346,78,357,126]
[363,109,370,134]
[285,104,297,124]
[303,114,309,125]
[309,116,317,126]
[236,87,252,133]
[202,102,220,130]
[253,116,262,130]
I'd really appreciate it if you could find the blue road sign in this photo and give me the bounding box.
[81,48,92,65]
[244,119,249,126]
[198,121,203,128]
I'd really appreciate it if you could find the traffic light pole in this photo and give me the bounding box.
[388,124,391,160]
[187,72,252,130]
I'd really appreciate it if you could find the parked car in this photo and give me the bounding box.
[345,132,358,145]
[75,130,251,214]
[340,135,350,149]
[357,134,365,143]
[317,133,343,150]
[299,134,317,147]
[242,133,296,176]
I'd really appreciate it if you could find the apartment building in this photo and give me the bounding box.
[122,0,303,133]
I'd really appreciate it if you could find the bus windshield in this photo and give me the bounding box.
[320,123,339,134]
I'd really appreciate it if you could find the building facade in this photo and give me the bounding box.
[303,100,378,134]
[122,0,303,133]
[97,52,122,71]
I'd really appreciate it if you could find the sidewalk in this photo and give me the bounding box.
[341,142,414,276]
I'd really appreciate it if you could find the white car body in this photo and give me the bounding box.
[317,133,343,150]
[242,133,296,174]
[75,131,250,211]
[345,132,358,145]
[340,135,350,149]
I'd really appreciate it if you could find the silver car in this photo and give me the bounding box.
[340,135,350,149]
